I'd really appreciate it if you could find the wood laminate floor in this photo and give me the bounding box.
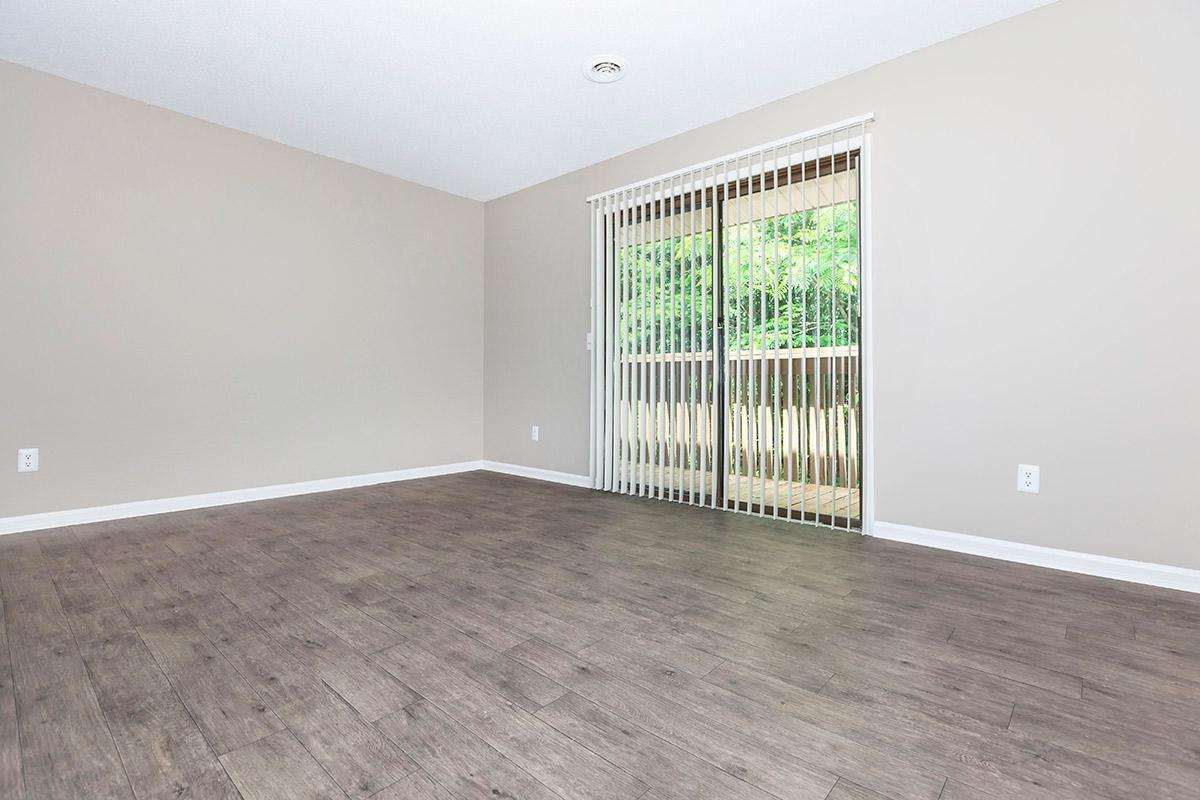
[1,471,1197,800]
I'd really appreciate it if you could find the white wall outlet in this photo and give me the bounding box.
[18,448,39,472]
[1017,464,1039,493]
[586,332,593,351]
[531,425,539,442]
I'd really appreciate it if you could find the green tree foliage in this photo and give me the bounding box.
[618,201,858,353]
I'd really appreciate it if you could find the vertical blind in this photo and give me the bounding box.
[589,114,871,530]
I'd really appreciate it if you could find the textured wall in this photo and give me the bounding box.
[1,60,485,516]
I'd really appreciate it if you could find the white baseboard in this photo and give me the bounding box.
[872,521,1200,594]
[19,464,1190,596]
[0,459,593,536]
[480,460,592,488]
[0,460,487,536]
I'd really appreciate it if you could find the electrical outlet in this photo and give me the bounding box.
[531,425,539,442]
[586,333,593,351]
[1017,464,1039,493]
[18,448,38,473]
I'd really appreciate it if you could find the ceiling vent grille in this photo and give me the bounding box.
[584,56,626,84]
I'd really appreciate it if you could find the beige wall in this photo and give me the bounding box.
[484,0,1200,570]
[1,59,484,516]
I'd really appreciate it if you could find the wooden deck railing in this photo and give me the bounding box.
[615,347,860,515]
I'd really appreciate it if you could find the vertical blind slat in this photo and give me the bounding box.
[785,139,796,517]
[813,130,826,519]
[771,142,783,519]
[697,172,703,504]
[830,130,841,517]
[691,167,700,503]
[603,194,613,491]
[732,154,744,513]
[623,189,633,496]
[670,179,678,500]
[756,147,767,517]
[650,183,659,498]
[635,187,646,496]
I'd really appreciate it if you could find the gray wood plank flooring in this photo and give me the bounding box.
[1,470,1198,799]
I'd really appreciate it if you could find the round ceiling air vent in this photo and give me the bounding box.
[584,55,627,84]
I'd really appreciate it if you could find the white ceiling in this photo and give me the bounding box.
[1,1,1053,201]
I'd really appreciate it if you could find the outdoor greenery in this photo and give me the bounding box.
[618,201,859,352]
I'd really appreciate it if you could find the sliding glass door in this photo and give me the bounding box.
[591,119,866,530]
